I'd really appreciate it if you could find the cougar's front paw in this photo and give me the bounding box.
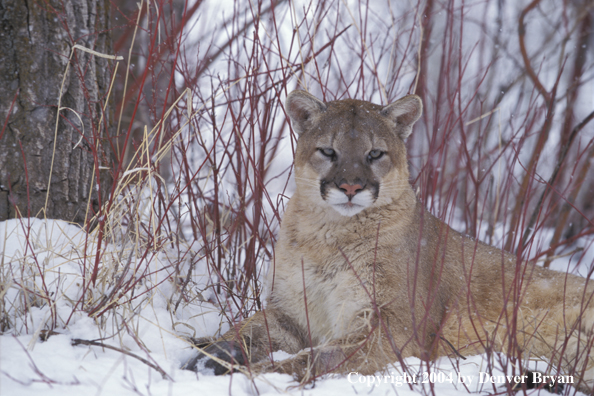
[257,353,312,382]
[182,341,247,375]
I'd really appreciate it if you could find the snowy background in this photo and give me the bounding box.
[2,0,594,395]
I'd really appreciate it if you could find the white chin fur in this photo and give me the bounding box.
[326,189,373,217]
[331,203,367,217]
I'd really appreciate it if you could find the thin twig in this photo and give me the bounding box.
[518,0,549,102]
[71,338,172,380]
[521,110,594,248]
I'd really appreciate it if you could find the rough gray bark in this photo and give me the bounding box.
[0,0,114,224]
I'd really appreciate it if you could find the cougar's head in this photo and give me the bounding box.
[286,90,422,217]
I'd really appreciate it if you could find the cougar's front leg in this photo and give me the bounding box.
[254,309,414,382]
[182,308,305,375]
[253,330,410,383]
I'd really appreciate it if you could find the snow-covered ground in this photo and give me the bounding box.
[1,335,580,396]
[1,218,592,396]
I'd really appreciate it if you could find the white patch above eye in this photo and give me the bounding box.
[325,189,374,217]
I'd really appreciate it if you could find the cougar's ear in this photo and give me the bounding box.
[285,90,327,135]
[381,95,423,139]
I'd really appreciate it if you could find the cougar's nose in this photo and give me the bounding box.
[339,183,363,199]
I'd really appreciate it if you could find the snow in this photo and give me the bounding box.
[0,218,589,396]
[0,329,584,396]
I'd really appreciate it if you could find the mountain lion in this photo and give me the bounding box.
[184,90,594,392]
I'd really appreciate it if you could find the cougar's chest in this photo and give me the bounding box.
[271,217,375,343]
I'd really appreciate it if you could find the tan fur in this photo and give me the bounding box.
[196,91,594,391]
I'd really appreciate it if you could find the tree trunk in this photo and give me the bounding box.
[0,0,114,224]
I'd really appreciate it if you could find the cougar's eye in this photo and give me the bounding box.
[318,148,336,158]
[368,150,384,161]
